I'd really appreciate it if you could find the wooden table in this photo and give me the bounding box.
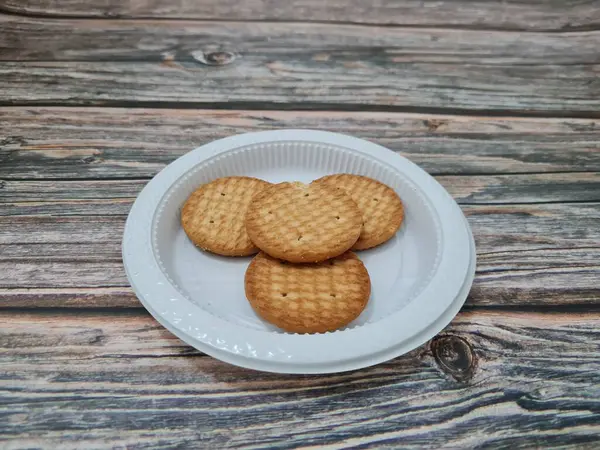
[1,1,599,447]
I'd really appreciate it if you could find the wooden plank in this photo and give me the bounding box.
[0,179,146,200]
[1,204,599,307]
[0,179,145,216]
[1,16,598,115]
[0,0,598,31]
[2,203,599,254]
[2,204,598,255]
[0,310,598,448]
[1,173,600,216]
[0,287,138,308]
[0,216,121,245]
[2,16,600,64]
[6,248,600,291]
[437,172,600,204]
[0,261,127,288]
[465,203,600,251]
[2,62,597,116]
[2,108,599,178]
[1,247,598,306]
[0,198,133,216]
[1,247,597,305]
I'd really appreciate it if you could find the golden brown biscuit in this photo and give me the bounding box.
[245,182,363,263]
[245,251,371,333]
[181,176,270,256]
[312,174,404,250]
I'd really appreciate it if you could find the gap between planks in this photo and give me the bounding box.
[1,303,600,315]
[2,101,599,120]
[2,170,599,182]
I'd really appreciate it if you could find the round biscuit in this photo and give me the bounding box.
[181,176,271,256]
[312,174,404,250]
[245,251,371,334]
[245,182,363,263]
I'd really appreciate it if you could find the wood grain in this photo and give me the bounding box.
[1,16,599,115]
[437,172,600,204]
[1,173,600,217]
[0,0,598,31]
[2,249,598,307]
[2,247,598,307]
[1,203,598,307]
[2,62,597,116]
[0,310,598,448]
[3,16,600,64]
[2,108,599,178]
[1,1,599,445]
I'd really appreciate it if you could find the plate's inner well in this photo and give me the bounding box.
[153,142,442,333]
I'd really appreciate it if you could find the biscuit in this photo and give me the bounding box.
[181,176,270,256]
[312,174,404,250]
[245,251,371,333]
[245,182,363,263]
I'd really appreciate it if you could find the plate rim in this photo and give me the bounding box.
[122,130,475,373]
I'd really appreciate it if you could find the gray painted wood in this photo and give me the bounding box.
[1,0,598,31]
[2,62,598,115]
[1,173,600,217]
[1,248,598,306]
[1,2,599,447]
[1,203,598,307]
[0,310,598,448]
[3,16,600,64]
[1,108,599,178]
[1,17,598,114]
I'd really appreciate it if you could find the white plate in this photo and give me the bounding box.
[123,130,475,374]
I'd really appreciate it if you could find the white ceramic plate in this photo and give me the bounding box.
[123,130,475,374]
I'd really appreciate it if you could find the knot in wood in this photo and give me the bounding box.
[1,135,26,147]
[193,51,237,66]
[431,335,476,382]
[424,119,447,132]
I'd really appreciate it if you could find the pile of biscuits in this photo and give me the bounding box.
[181,174,404,334]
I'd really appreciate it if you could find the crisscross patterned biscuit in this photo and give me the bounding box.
[245,251,370,333]
[312,174,404,250]
[245,182,362,263]
[181,176,271,256]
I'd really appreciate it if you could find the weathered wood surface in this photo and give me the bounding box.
[1,174,600,217]
[1,17,599,114]
[1,203,599,307]
[2,108,599,178]
[2,61,597,116]
[1,106,598,309]
[3,16,600,63]
[2,247,598,307]
[0,310,598,448]
[2,1,600,446]
[1,0,598,31]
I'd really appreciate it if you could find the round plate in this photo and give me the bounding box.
[122,130,476,373]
